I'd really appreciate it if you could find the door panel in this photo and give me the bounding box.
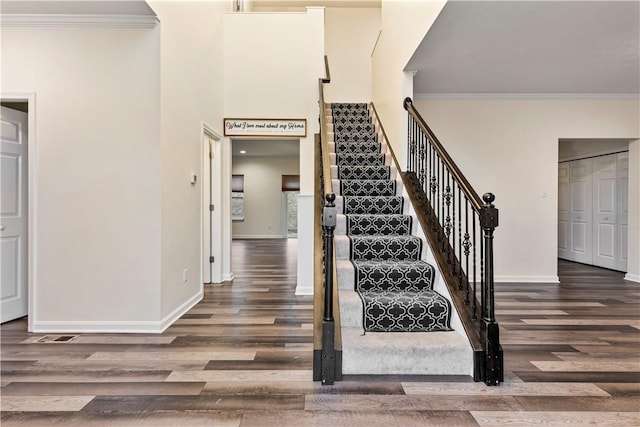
[1,107,28,323]
[569,159,592,264]
[558,163,570,259]
[592,154,617,269]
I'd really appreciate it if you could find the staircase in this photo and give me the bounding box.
[327,103,472,375]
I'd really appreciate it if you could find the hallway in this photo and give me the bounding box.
[1,241,639,426]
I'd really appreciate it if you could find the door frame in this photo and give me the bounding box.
[1,92,36,331]
[201,123,223,284]
[557,140,633,274]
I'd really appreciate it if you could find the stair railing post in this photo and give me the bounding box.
[321,193,337,384]
[479,192,502,385]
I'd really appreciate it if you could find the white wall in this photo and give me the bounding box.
[232,155,299,238]
[371,0,446,167]
[223,8,325,294]
[149,1,230,319]
[324,8,381,103]
[414,98,640,282]
[1,26,162,329]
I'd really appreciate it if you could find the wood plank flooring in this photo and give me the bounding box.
[1,242,639,426]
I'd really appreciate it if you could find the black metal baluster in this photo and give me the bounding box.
[430,146,437,230]
[413,118,418,175]
[419,131,425,192]
[456,184,462,289]
[426,136,431,203]
[472,212,478,321]
[440,159,445,248]
[444,172,452,260]
[436,156,440,240]
[480,226,485,327]
[463,199,471,304]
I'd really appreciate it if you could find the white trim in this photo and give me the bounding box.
[414,93,640,101]
[1,92,37,332]
[0,14,159,28]
[232,235,286,239]
[31,321,168,334]
[295,284,313,296]
[31,291,203,334]
[223,273,235,282]
[158,290,203,332]
[201,123,223,285]
[495,275,560,283]
[624,273,640,283]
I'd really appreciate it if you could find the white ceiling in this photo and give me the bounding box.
[407,1,640,95]
[1,0,156,16]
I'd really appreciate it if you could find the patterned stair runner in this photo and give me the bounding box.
[331,103,453,333]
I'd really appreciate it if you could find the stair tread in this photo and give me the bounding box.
[340,327,472,375]
[346,214,412,236]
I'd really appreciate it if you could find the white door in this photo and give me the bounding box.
[569,159,593,264]
[618,152,629,272]
[1,107,28,323]
[592,154,618,269]
[558,163,571,260]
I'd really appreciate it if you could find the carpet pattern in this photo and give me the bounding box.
[331,103,452,333]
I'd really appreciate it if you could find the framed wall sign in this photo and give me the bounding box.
[224,118,307,137]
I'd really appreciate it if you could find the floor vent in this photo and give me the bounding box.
[37,335,79,343]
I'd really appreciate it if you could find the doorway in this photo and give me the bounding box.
[558,139,630,272]
[1,97,33,325]
[230,139,300,239]
[202,125,222,285]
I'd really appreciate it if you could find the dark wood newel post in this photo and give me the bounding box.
[479,192,502,385]
[323,193,336,321]
[321,193,337,385]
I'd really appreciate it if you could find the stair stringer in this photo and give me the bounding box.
[333,105,473,376]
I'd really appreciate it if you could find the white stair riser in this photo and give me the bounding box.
[341,327,473,375]
[338,290,363,328]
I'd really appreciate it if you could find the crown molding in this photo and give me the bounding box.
[0,14,159,28]
[414,93,640,101]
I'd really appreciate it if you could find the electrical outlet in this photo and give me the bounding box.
[182,269,188,283]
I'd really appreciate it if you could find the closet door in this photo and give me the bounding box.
[558,163,571,260]
[592,154,617,269]
[569,159,593,264]
[618,152,629,272]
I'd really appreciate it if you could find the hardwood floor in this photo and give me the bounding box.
[1,242,639,426]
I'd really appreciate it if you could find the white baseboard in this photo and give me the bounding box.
[232,235,284,239]
[222,273,235,281]
[31,320,165,334]
[495,275,560,283]
[158,290,203,332]
[624,273,640,283]
[32,290,203,334]
[295,284,314,296]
